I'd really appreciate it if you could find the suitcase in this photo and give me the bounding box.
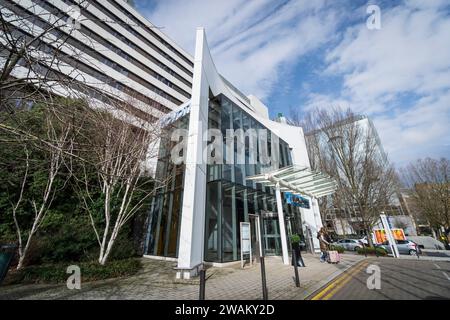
[327,250,340,264]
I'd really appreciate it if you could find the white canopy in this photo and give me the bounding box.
[246,165,337,198]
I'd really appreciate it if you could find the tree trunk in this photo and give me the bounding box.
[16,254,25,270]
[17,236,32,270]
[366,228,374,247]
[98,222,120,265]
[16,219,39,270]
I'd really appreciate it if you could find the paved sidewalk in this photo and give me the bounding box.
[0,253,364,300]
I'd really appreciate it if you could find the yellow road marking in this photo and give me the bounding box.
[310,260,366,300]
[310,260,368,300]
[322,261,369,300]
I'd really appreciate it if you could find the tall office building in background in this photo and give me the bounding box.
[1,0,193,121]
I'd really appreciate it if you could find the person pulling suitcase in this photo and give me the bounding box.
[318,227,330,263]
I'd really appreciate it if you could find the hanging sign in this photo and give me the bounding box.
[374,228,406,244]
[285,192,310,209]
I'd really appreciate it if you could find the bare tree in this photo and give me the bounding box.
[290,107,398,246]
[0,0,94,112]
[401,158,450,239]
[289,108,332,223]
[392,219,409,231]
[4,98,85,269]
[74,98,165,265]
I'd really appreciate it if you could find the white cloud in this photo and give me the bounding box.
[142,0,341,99]
[141,0,246,52]
[311,1,450,165]
[139,0,450,165]
[302,93,351,111]
[373,91,450,165]
[326,4,450,102]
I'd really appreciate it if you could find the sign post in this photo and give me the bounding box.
[240,222,252,268]
[248,214,268,300]
[374,228,406,244]
[380,214,400,258]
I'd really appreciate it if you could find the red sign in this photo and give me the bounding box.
[373,229,406,244]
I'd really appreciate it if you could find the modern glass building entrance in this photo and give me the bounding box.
[203,180,301,262]
[145,93,305,263]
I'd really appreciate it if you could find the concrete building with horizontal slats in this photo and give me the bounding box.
[1,0,194,122]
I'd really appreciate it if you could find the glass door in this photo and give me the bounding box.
[262,212,282,256]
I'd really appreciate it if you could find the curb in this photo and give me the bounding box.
[398,256,450,262]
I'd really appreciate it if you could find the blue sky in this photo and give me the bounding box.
[134,0,450,167]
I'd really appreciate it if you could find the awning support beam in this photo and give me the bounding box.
[275,183,289,265]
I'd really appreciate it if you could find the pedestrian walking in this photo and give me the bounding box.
[318,227,331,263]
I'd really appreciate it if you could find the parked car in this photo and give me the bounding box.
[359,236,369,245]
[375,240,422,256]
[335,239,364,251]
[406,236,446,250]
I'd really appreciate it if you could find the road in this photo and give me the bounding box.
[307,257,450,300]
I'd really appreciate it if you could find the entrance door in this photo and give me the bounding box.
[261,212,282,256]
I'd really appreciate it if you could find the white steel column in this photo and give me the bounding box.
[312,197,323,229]
[275,183,289,265]
[176,28,209,279]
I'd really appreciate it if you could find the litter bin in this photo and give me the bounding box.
[0,244,16,285]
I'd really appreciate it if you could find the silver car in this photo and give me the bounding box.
[376,240,421,256]
[335,239,364,251]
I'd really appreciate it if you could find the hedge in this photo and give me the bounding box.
[356,247,387,256]
[4,258,142,285]
[329,245,345,253]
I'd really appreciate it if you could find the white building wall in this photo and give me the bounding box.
[245,115,324,253]
[247,95,269,119]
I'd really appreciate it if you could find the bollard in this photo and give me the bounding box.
[292,249,300,287]
[260,256,268,300]
[199,268,206,300]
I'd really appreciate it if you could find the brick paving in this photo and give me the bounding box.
[0,253,364,300]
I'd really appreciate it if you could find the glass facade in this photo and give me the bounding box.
[144,115,188,257]
[145,93,304,262]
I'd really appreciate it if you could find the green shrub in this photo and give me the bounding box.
[329,245,345,253]
[290,234,301,244]
[356,247,387,256]
[5,258,142,285]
